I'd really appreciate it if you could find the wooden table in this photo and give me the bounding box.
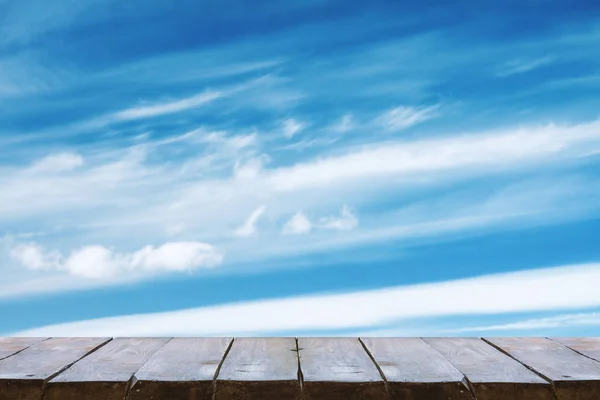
[1,337,599,399]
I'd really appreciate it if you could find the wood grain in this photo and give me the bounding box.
[486,337,600,400]
[0,337,110,400]
[552,337,600,363]
[424,337,553,400]
[215,337,300,400]
[0,337,47,361]
[44,337,170,400]
[361,337,473,400]
[298,337,387,400]
[127,337,232,400]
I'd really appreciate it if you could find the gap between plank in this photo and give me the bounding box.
[546,337,600,363]
[418,337,477,400]
[211,337,235,400]
[481,338,560,400]
[39,337,114,400]
[294,337,303,393]
[123,337,175,400]
[0,337,51,362]
[357,337,391,400]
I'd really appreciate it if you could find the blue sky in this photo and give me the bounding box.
[1,0,600,336]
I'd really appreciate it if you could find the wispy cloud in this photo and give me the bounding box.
[112,91,221,122]
[496,56,556,77]
[234,205,267,237]
[445,312,600,333]
[330,114,355,133]
[10,241,223,279]
[13,262,600,336]
[26,152,84,174]
[282,118,305,138]
[1,119,598,243]
[318,205,358,231]
[376,105,439,131]
[280,207,357,235]
[1,0,599,339]
[6,172,591,296]
[267,120,600,191]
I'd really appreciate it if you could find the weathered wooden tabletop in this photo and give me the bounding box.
[1,337,599,399]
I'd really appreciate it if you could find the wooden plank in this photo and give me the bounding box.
[486,337,600,400]
[44,337,170,400]
[424,337,553,400]
[361,337,473,400]
[128,337,232,400]
[215,337,300,400]
[298,337,387,400]
[0,338,47,361]
[552,337,600,363]
[0,337,110,400]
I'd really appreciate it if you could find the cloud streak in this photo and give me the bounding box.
[376,105,439,131]
[445,312,600,333]
[234,205,267,237]
[112,91,221,121]
[267,120,600,191]
[496,56,556,77]
[13,262,600,336]
[26,152,84,174]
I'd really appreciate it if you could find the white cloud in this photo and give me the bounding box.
[113,91,221,121]
[10,242,62,270]
[4,174,596,300]
[13,262,600,336]
[64,245,119,279]
[318,205,358,231]
[200,131,257,149]
[282,118,305,138]
[10,241,223,279]
[234,205,267,237]
[178,131,259,177]
[27,153,84,173]
[282,211,312,235]
[280,206,356,236]
[227,134,258,149]
[496,56,555,77]
[0,148,156,219]
[446,312,600,333]
[128,242,222,273]
[2,119,600,298]
[267,120,600,191]
[6,119,600,225]
[377,105,438,131]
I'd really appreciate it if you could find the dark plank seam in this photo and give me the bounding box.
[0,338,51,362]
[211,337,235,400]
[39,337,114,400]
[481,338,560,400]
[294,337,303,393]
[418,337,476,399]
[358,337,390,399]
[547,337,600,363]
[122,338,175,400]
[460,376,478,400]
